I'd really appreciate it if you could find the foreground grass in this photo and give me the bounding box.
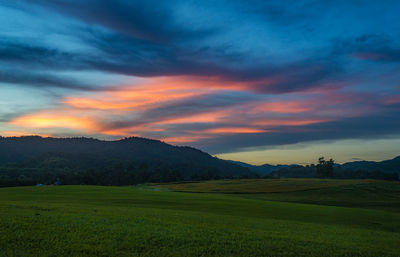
[1,182,400,256]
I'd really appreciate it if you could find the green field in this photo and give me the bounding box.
[1,179,400,256]
[151,179,400,211]
[151,178,380,193]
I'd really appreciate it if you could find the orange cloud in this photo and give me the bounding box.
[162,135,214,144]
[62,76,221,111]
[158,111,227,125]
[101,125,165,137]
[249,101,312,114]
[5,75,341,144]
[202,127,269,134]
[63,98,143,110]
[162,127,269,144]
[10,113,99,132]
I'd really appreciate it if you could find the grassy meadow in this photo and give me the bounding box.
[151,179,400,211]
[1,179,400,256]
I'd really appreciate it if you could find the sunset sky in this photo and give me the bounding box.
[1,0,400,164]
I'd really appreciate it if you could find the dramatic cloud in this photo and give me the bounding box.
[1,0,400,162]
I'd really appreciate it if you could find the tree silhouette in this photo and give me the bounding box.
[316,157,334,178]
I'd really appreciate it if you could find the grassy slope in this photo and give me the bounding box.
[241,182,400,212]
[152,179,400,211]
[1,183,400,256]
[151,179,379,193]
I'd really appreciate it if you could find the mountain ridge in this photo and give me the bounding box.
[341,156,400,173]
[227,160,291,175]
[228,156,400,175]
[0,136,253,186]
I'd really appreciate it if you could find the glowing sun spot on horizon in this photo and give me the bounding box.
[10,114,98,132]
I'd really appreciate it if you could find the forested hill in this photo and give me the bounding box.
[227,160,290,175]
[0,136,252,186]
[341,156,400,174]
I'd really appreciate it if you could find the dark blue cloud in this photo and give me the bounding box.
[0,69,105,91]
[18,0,215,43]
[331,34,400,62]
[2,0,398,93]
[0,33,342,94]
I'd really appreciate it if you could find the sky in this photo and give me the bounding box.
[0,0,400,165]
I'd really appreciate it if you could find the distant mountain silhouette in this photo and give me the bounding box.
[231,156,400,176]
[341,156,400,173]
[228,160,290,175]
[0,136,253,186]
[229,157,399,180]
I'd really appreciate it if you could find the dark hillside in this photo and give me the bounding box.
[0,136,252,186]
[341,156,400,174]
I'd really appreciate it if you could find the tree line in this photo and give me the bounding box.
[1,156,398,187]
[0,162,252,187]
[268,157,399,180]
